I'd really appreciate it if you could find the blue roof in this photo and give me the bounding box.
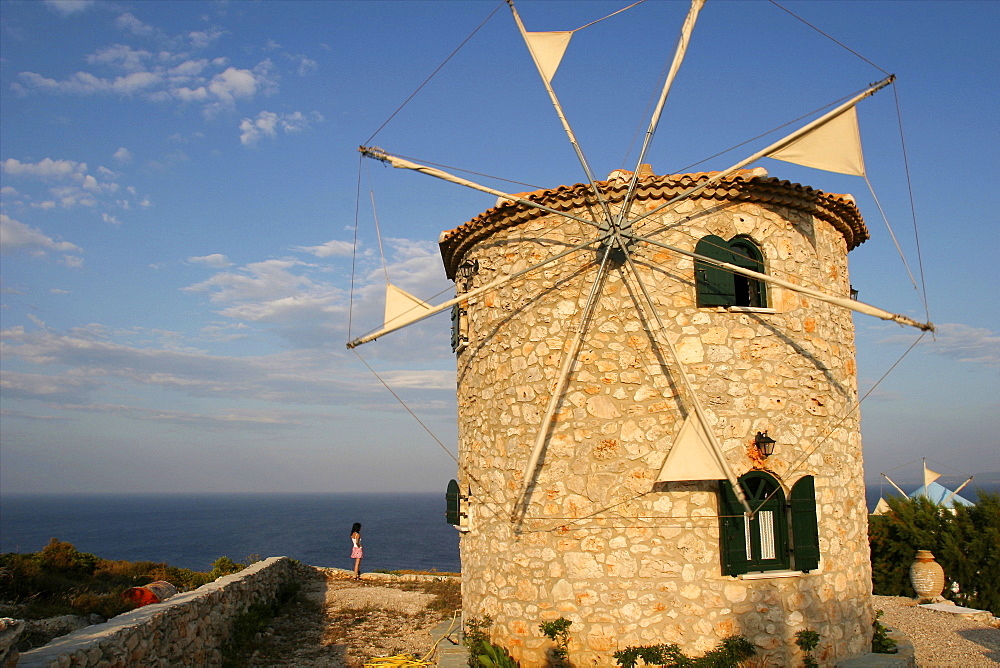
[908,480,974,508]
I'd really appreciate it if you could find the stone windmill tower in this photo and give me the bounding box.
[348,2,932,664]
[437,167,874,665]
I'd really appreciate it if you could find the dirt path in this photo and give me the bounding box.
[244,568,461,667]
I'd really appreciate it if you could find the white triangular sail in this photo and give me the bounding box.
[923,460,941,488]
[872,497,892,515]
[524,31,573,84]
[384,283,433,328]
[768,105,866,176]
[657,414,728,482]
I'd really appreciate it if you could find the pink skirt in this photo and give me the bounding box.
[351,546,363,559]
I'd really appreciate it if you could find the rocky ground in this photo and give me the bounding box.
[873,595,1000,667]
[240,568,462,667]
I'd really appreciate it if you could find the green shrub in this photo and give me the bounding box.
[795,629,820,667]
[0,540,260,624]
[465,615,494,668]
[209,556,246,579]
[614,635,755,667]
[871,610,897,654]
[477,641,520,668]
[539,617,572,665]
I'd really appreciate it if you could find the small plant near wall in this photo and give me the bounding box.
[871,610,898,654]
[539,617,572,665]
[477,642,520,668]
[464,615,493,667]
[613,635,755,667]
[794,629,820,668]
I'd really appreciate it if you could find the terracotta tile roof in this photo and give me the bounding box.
[439,170,867,279]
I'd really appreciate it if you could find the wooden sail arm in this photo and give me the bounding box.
[506,0,616,228]
[512,247,615,524]
[621,249,753,515]
[617,0,705,228]
[359,146,605,231]
[941,476,974,507]
[346,232,608,348]
[881,472,908,497]
[627,75,896,229]
[627,231,934,332]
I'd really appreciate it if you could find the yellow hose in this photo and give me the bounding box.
[363,611,460,668]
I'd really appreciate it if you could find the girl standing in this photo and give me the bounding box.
[350,522,363,579]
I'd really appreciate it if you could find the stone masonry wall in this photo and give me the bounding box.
[451,180,874,666]
[18,556,300,668]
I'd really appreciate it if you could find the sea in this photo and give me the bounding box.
[0,493,460,574]
[2,485,997,572]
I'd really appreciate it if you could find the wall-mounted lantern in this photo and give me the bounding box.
[755,431,777,458]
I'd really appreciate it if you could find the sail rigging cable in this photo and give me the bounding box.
[366,160,390,285]
[348,153,365,341]
[767,0,890,75]
[626,230,933,331]
[863,175,920,294]
[352,349,458,464]
[893,84,932,326]
[364,1,505,144]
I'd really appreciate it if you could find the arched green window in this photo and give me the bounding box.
[695,235,766,308]
[719,472,788,575]
[445,479,461,526]
[719,472,819,575]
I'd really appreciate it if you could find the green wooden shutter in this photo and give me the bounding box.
[790,476,820,572]
[445,479,461,525]
[695,236,736,306]
[718,480,749,576]
[450,305,462,352]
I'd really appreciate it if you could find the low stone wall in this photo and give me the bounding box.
[18,556,301,668]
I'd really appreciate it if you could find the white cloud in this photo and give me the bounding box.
[3,157,87,180]
[208,66,259,103]
[18,48,275,116]
[87,44,152,72]
[44,0,95,17]
[0,324,397,407]
[184,258,316,304]
[0,213,83,263]
[239,110,323,146]
[113,147,132,164]
[879,322,1000,369]
[927,323,1000,368]
[114,12,158,38]
[295,240,354,258]
[187,28,225,50]
[293,56,318,76]
[189,253,233,268]
[3,157,145,220]
[169,59,208,78]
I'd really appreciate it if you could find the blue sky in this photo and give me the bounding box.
[1,0,997,495]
